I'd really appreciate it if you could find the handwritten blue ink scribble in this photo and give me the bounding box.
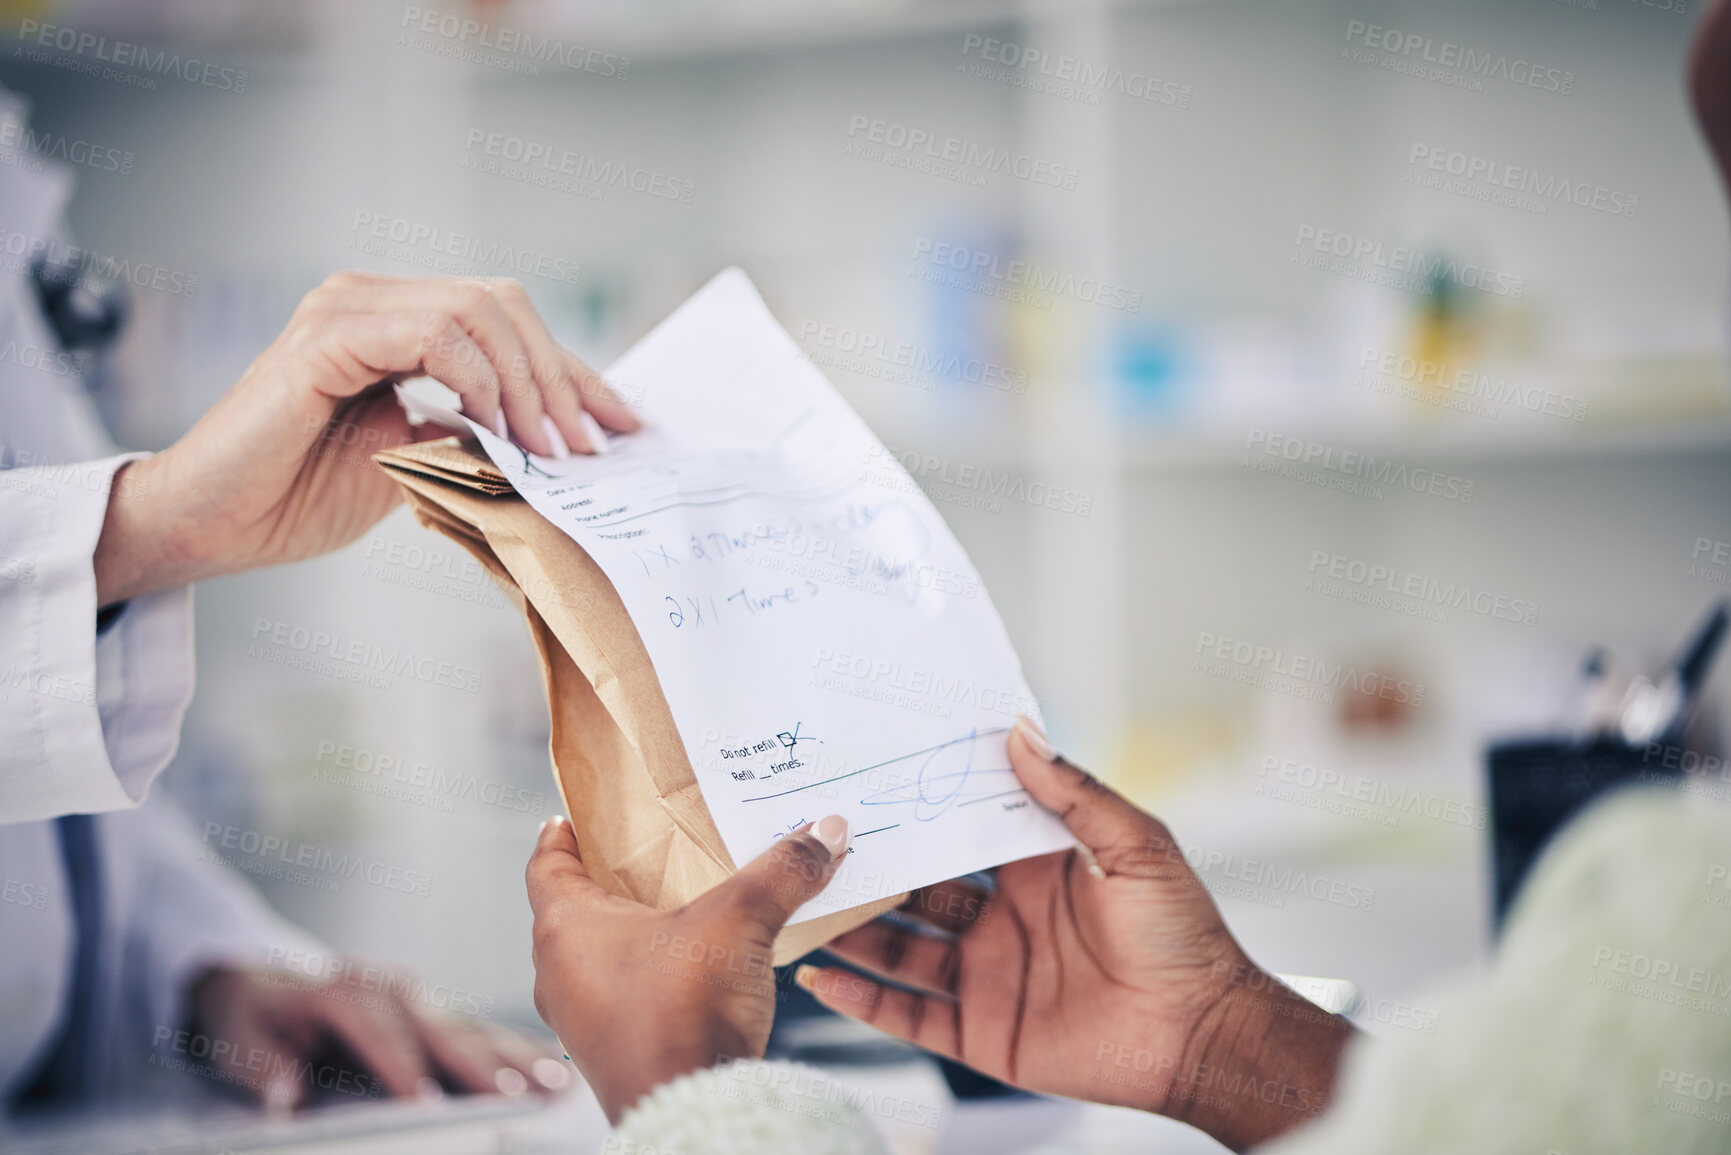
[771,816,809,840]
[777,722,819,750]
[511,443,556,479]
[857,729,1026,822]
[740,727,1012,804]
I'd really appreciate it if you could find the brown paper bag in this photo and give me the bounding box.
[374,436,904,965]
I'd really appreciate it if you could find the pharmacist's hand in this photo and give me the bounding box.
[526,814,851,1124]
[183,965,565,1112]
[94,272,639,606]
[798,718,1357,1153]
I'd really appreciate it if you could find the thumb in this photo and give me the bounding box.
[1008,717,1167,867]
[526,816,603,921]
[705,816,851,943]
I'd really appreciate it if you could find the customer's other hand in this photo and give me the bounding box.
[798,718,1357,1153]
[94,272,638,606]
[525,813,851,1124]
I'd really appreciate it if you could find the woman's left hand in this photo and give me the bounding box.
[525,814,851,1123]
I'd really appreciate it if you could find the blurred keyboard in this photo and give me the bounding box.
[1,1092,564,1155]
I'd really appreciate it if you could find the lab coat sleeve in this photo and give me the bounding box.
[612,1059,889,1154]
[0,453,194,825]
[1258,788,1731,1155]
[114,798,330,1051]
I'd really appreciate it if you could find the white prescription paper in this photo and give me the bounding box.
[470,268,1070,923]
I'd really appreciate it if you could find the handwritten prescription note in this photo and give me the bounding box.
[471,268,1070,923]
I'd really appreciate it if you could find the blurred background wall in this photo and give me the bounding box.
[5,0,1728,1031]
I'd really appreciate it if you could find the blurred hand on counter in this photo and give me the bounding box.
[184,963,567,1111]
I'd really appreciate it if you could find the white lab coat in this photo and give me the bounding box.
[0,93,323,1106]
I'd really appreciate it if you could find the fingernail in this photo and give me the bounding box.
[579,410,610,455]
[416,1075,445,1102]
[1077,842,1108,880]
[814,814,850,858]
[1014,715,1057,761]
[794,964,821,992]
[495,1067,529,1097]
[531,1056,572,1091]
[491,411,509,441]
[541,415,571,460]
[264,1079,297,1113]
